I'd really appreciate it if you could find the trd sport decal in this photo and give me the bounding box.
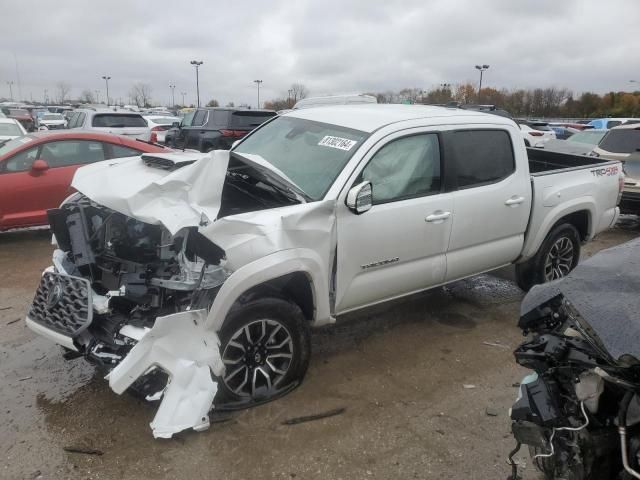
[590,166,619,177]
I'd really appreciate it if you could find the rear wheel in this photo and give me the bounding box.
[516,223,581,291]
[216,297,311,404]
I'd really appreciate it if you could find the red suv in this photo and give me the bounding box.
[0,131,170,231]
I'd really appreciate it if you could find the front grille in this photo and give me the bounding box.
[29,272,92,337]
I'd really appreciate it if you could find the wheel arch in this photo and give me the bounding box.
[205,249,334,332]
[520,200,595,262]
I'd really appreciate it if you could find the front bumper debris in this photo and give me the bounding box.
[107,309,224,438]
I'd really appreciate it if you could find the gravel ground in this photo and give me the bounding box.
[1,218,638,480]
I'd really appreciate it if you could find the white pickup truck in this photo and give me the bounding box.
[26,105,622,437]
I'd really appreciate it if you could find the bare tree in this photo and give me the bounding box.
[129,83,153,108]
[289,83,309,103]
[206,99,220,107]
[79,89,94,104]
[55,82,72,104]
[225,101,235,107]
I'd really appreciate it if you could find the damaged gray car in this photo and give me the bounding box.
[25,105,622,437]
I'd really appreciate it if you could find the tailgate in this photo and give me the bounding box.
[92,127,150,139]
[521,160,621,260]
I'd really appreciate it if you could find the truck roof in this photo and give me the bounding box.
[284,104,514,133]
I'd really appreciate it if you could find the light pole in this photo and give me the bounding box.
[190,60,203,107]
[181,92,187,106]
[7,81,14,101]
[44,88,48,105]
[288,88,293,107]
[253,79,263,109]
[474,65,489,100]
[169,83,176,107]
[102,75,111,105]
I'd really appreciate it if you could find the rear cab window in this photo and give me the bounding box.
[450,129,515,188]
[92,114,147,128]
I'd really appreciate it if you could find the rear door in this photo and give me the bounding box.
[443,128,531,281]
[0,140,107,229]
[336,130,453,313]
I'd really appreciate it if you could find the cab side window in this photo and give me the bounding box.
[109,144,142,158]
[4,146,40,172]
[39,140,106,167]
[361,134,441,204]
[451,130,515,188]
[191,109,208,127]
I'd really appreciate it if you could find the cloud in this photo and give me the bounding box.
[1,0,638,105]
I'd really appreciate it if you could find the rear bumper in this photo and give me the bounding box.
[620,191,640,215]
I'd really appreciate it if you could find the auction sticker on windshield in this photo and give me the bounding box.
[318,136,357,151]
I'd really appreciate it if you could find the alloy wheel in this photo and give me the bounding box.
[544,236,574,281]
[221,319,294,398]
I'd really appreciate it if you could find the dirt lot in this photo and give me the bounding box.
[1,218,639,480]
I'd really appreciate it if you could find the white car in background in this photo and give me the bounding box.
[592,123,640,160]
[518,121,556,147]
[0,118,27,141]
[38,113,67,130]
[144,115,181,144]
[68,108,151,141]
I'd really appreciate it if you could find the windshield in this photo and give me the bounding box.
[568,130,606,145]
[0,123,23,136]
[42,114,63,121]
[234,116,368,200]
[92,114,147,128]
[598,129,640,154]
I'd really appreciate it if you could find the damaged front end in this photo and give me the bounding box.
[27,194,229,437]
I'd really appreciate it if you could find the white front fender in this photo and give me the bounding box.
[205,248,334,332]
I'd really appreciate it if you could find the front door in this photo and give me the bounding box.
[185,109,209,150]
[335,131,453,313]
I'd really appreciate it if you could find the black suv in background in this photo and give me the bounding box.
[165,107,277,151]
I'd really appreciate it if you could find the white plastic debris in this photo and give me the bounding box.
[107,309,223,438]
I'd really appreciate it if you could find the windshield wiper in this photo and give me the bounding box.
[0,139,10,147]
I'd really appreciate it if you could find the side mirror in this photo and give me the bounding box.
[172,121,180,128]
[346,181,373,214]
[31,159,50,172]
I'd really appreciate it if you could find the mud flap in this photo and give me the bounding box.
[106,309,223,438]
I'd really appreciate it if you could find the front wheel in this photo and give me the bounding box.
[515,223,581,291]
[216,297,311,405]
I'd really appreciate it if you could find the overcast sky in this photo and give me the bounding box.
[1,0,638,107]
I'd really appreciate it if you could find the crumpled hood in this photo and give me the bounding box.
[71,150,229,235]
[521,237,640,362]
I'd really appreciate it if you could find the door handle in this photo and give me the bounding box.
[425,211,451,223]
[505,196,525,206]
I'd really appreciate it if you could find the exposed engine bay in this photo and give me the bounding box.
[508,238,640,480]
[36,194,229,368]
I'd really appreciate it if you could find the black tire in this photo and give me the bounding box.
[216,297,311,404]
[515,223,581,291]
